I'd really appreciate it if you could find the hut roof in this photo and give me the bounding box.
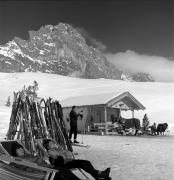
[60,91,145,111]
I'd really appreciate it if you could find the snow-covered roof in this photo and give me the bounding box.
[60,91,145,111]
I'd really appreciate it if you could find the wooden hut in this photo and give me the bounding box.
[60,91,145,135]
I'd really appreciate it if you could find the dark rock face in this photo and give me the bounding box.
[131,73,155,82]
[0,23,154,82]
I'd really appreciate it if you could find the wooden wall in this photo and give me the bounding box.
[62,105,120,132]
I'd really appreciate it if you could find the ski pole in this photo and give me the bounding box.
[81,131,84,144]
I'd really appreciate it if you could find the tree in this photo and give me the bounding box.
[5,96,11,107]
[142,114,150,132]
[20,81,39,101]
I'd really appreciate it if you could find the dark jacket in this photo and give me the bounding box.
[69,110,79,127]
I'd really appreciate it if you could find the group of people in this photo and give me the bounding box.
[149,122,157,135]
[11,139,111,180]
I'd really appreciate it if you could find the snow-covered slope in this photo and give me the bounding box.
[0,72,173,138]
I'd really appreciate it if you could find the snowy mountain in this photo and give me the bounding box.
[0,23,154,82]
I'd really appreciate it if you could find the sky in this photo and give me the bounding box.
[0,0,174,82]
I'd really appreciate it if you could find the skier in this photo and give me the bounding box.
[69,106,82,143]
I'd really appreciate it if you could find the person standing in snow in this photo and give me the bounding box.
[69,106,82,143]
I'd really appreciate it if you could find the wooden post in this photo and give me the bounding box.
[132,109,134,118]
[104,106,108,135]
[119,104,124,118]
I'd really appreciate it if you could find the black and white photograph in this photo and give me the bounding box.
[0,0,173,179]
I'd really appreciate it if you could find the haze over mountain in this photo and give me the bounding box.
[0,23,154,82]
[106,50,174,82]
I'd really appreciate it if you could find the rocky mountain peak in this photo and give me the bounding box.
[0,23,154,82]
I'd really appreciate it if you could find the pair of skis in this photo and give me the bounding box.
[72,142,90,148]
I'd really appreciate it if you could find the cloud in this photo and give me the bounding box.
[105,50,174,82]
[73,25,174,82]
[75,27,106,52]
